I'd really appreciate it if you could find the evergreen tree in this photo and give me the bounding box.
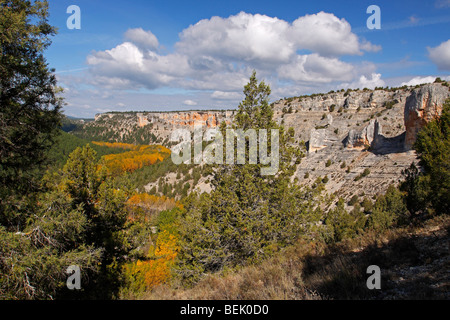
[61,145,130,298]
[176,72,319,284]
[401,99,450,217]
[0,1,62,227]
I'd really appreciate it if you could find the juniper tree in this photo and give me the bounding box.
[176,72,321,285]
[0,0,62,228]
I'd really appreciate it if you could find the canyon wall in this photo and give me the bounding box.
[85,82,449,200]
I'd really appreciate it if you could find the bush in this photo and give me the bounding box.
[361,197,373,213]
[348,195,359,206]
[367,185,408,231]
[355,169,370,181]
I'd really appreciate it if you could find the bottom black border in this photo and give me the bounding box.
[1,299,445,319]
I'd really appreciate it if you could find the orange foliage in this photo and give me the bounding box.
[124,258,170,290]
[95,143,171,175]
[91,141,136,150]
[128,193,180,211]
[123,230,179,291]
[154,230,179,261]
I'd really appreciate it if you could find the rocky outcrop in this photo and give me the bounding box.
[404,84,450,149]
[344,119,386,150]
[309,128,331,152]
[137,113,149,127]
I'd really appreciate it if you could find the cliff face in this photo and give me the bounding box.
[404,84,449,149]
[84,82,449,200]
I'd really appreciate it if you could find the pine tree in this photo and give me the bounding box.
[61,145,130,298]
[0,1,62,227]
[411,99,450,216]
[176,72,319,284]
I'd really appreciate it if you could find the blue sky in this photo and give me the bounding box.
[45,0,450,118]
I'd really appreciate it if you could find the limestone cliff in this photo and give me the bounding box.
[404,84,449,149]
[80,82,449,201]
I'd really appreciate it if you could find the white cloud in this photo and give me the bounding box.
[290,12,364,57]
[183,99,198,106]
[360,39,382,53]
[277,53,354,83]
[342,73,385,90]
[428,39,450,71]
[401,76,436,86]
[78,11,383,115]
[211,91,243,100]
[177,12,294,66]
[400,75,450,86]
[124,28,159,51]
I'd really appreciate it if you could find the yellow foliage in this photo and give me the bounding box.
[91,141,136,150]
[123,229,179,292]
[155,230,179,261]
[93,142,171,175]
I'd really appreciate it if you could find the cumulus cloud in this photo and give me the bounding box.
[428,39,450,71]
[177,12,294,66]
[400,75,450,86]
[85,11,382,99]
[401,76,437,86]
[360,39,382,53]
[290,12,363,57]
[342,73,385,90]
[277,54,354,83]
[124,28,159,51]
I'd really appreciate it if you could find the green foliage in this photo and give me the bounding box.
[367,185,408,231]
[0,190,102,299]
[59,145,132,298]
[175,72,319,285]
[354,168,370,181]
[348,195,359,206]
[45,130,129,170]
[0,0,62,218]
[401,99,450,217]
[325,198,360,243]
[384,99,398,110]
[361,197,373,213]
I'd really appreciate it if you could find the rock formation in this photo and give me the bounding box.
[404,84,450,149]
[309,128,335,152]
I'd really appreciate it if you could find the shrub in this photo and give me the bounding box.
[348,195,359,206]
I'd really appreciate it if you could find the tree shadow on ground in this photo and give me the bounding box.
[300,223,449,300]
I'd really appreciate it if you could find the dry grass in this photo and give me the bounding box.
[139,215,450,300]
